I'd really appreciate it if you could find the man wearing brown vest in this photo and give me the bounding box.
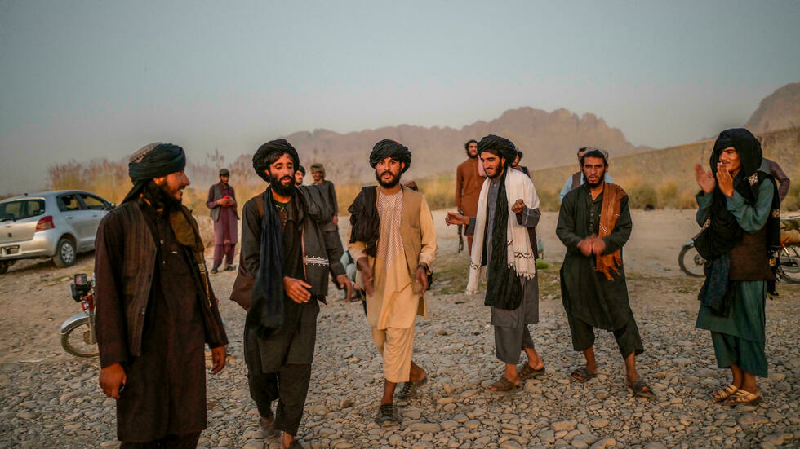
[694,128,780,406]
[348,139,437,426]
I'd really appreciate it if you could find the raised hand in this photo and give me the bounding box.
[695,164,716,193]
[716,162,735,197]
[446,212,469,226]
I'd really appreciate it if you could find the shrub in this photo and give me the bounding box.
[627,184,658,209]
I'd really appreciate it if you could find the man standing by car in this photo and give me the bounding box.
[207,168,239,273]
[95,143,228,448]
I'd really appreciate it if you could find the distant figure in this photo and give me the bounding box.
[455,139,486,254]
[207,168,239,273]
[759,157,790,202]
[295,165,306,186]
[310,163,339,229]
[511,150,531,178]
[559,147,614,202]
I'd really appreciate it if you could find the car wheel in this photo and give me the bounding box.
[53,238,76,268]
[0,262,8,275]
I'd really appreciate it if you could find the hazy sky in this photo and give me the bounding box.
[1,0,799,195]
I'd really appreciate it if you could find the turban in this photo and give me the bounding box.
[477,134,516,165]
[122,143,186,203]
[252,139,300,182]
[369,139,411,173]
[310,163,325,176]
[710,128,762,178]
[581,147,609,164]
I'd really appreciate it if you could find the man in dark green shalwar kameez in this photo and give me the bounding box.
[693,128,780,406]
[557,148,654,398]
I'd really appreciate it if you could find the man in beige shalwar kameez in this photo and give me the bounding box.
[348,139,437,426]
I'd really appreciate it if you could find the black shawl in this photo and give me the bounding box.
[247,188,286,338]
[348,186,379,257]
[484,170,524,310]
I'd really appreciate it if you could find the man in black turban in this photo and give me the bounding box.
[236,139,350,448]
[96,143,228,447]
[694,128,780,406]
[349,139,437,426]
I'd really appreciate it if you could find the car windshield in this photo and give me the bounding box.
[0,199,46,221]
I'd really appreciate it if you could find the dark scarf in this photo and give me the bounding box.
[348,186,380,257]
[247,187,288,338]
[485,171,523,310]
[696,128,781,308]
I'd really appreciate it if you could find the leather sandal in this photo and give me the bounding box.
[725,389,762,406]
[711,384,738,403]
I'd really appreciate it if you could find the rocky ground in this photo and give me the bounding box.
[0,210,798,448]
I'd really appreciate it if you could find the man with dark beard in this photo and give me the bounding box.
[309,163,339,229]
[236,139,351,448]
[348,139,437,425]
[446,135,545,391]
[455,139,486,254]
[96,143,228,448]
[556,148,654,399]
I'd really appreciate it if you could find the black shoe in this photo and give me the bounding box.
[223,265,236,271]
[375,403,401,426]
[396,375,428,400]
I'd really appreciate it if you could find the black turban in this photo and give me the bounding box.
[122,143,186,203]
[369,139,411,173]
[252,139,300,182]
[709,128,762,178]
[477,134,516,166]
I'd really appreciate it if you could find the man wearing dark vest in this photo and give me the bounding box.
[237,139,351,448]
[559,147,614,202]
[95,143,228,448]
[207,168,239,273]
[694,128,780,406]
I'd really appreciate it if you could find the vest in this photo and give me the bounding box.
[729,226,774,281]
[570,172,582,192]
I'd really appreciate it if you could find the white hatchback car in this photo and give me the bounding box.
[0,190,114,274]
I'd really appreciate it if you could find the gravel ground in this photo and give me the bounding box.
[0,210,798,448]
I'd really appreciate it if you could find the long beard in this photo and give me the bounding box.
[376,170,401,188]
[143,181,183,212]
[269,174,296,197]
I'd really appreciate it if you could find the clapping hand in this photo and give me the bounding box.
[716,162,735,197]
[695,164,716,193]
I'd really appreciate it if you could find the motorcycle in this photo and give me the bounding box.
[678,217,800,284]
[59,273,98,357]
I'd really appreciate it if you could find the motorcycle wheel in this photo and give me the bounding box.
[779,246,800,284]
[61,317,98,358]
[678,245,705,277]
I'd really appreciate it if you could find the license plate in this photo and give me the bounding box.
[5,245,19,255]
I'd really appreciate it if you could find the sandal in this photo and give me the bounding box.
[486,376,520,392]
[396,375,428,400]
[518,364,545,381]
[629,379,656,399]
[570,366,597,383]
[725,389,762,406]
[711,384,739,403]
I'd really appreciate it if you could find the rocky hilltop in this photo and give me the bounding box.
[253,107,652,183]
[746,82,800,133]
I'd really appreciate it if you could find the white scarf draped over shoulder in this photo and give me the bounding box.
[466,168,540,294]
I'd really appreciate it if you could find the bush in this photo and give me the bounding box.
[627,184,658,209]
[657,182,680,209]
